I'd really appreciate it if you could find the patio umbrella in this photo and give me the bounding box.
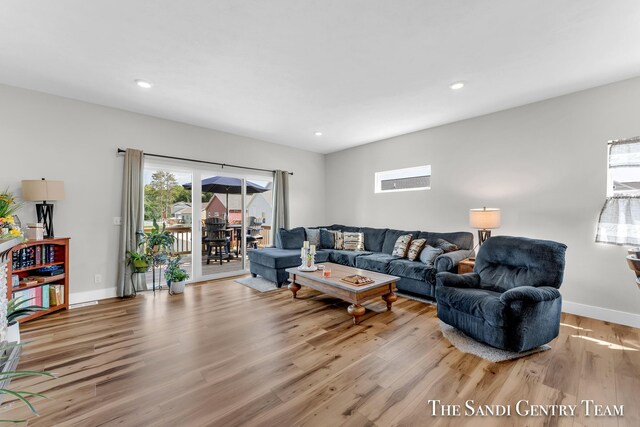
[182,176,269,219]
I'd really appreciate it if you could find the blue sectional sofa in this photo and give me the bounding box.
[248,225,474,300]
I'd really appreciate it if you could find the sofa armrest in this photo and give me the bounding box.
[436,272,481,289]
[499,286,561,304]
[435,249,475,272]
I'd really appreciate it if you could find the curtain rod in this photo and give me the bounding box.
[607,137,640,146]
[116,148,293,175]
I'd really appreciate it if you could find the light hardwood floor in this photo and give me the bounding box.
[1,277,639,426]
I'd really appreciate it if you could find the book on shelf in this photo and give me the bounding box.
[12,284,56,309]
[19,278,39,286]
[49,285,64,306]
[12,244,59,270]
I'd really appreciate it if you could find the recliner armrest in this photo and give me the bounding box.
[499,286,561,304]
[436,272,481,289]
[435,249,475,272]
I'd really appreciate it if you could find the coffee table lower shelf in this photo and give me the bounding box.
[286,263,399,324]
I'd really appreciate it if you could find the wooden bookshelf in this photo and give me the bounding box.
[5,237,70,323]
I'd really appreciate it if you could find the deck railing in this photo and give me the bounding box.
[143,224,271,254]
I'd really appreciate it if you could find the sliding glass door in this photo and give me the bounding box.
[143,159,273,286]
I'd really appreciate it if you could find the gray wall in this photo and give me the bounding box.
[0,84,325,302]
[325,76,640,321]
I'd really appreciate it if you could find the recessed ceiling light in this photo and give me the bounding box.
[135,79,153,89]
[449,81,465,90]
[314,131,323,136]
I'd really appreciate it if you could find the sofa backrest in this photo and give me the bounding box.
[418,231,474,250]
[475,236,567,291]
[359,227,388,252]
[382,229,420,254]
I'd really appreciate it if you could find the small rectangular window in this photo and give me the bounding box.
[607,137,640,196]
[375,165,431,193]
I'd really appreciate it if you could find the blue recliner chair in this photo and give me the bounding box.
[435,236,567,352]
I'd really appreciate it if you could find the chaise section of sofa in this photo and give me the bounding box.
[248,224,474,297]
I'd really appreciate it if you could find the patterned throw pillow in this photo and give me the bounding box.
[407,238,426,261]
[420,245,444,264]
[342,232,365,251]
[435,238,459,253]
[392,234,413,257]
[334,231,344,250]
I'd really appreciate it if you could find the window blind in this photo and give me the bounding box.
[596,137,640,245]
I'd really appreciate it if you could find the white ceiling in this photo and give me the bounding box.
[1,1,640,154]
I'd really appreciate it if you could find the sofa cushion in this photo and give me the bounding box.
[320,229,335,249]
[420,245,444,264]
[436,286,506,327]
[389,259,436,283]
[418,231,474,251]
[434,238,458,253]
[392,234,413,257]
[356,253,398,273]
[382,229,420,254]
[249,248,304,269]
[323,249,372,266]
[407,238,426,261]
[360,227,388,252]
[305,228,321,247]
[313,250,330,263]
[278,227,306,249]
[343,232,365,251]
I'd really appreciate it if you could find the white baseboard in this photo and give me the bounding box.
[69,287,118,305]
[563,300,640,328]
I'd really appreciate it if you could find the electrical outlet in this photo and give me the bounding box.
[94,274,102,284]
[113,217,122,226]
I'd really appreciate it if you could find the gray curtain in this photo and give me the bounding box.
[271,170,290,247]
[595,196,640,246]
[116,148,146,297]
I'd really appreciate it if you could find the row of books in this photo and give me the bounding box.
[12,284,64,308]
[12,245,58,270]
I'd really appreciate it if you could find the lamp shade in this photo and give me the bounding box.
[469,208,501,229]
[21,180,65,201]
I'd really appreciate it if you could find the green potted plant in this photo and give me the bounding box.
[165,256,189,294]
[143,219,175,257]
[6,297,45,344]
[126,250,150,273]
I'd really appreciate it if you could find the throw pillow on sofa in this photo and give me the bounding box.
[305,228,321,247]
[320,229,335,248]
[420,245,444,264]
[278,227,306,249]
[334,231,344,250]
[407,238,426,261]
[392,234,413,257]
[343,232,365,251]
[435,238,458,253]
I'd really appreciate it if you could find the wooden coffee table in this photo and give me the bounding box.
[285,262,399,324]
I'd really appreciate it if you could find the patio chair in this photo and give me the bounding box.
[204,217,231,265]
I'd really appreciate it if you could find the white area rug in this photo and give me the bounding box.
[440,321,550,363]
[235,276,282,292]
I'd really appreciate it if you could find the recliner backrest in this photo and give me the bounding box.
[475,236,567,292]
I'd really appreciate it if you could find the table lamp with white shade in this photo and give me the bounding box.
[469,207,501,246]
[21,179,65,238]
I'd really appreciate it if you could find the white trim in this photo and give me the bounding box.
[563,300,640,328]
[69,287,117,305]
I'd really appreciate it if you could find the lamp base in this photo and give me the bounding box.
[478,229,492,245]
[36,202,55,238]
